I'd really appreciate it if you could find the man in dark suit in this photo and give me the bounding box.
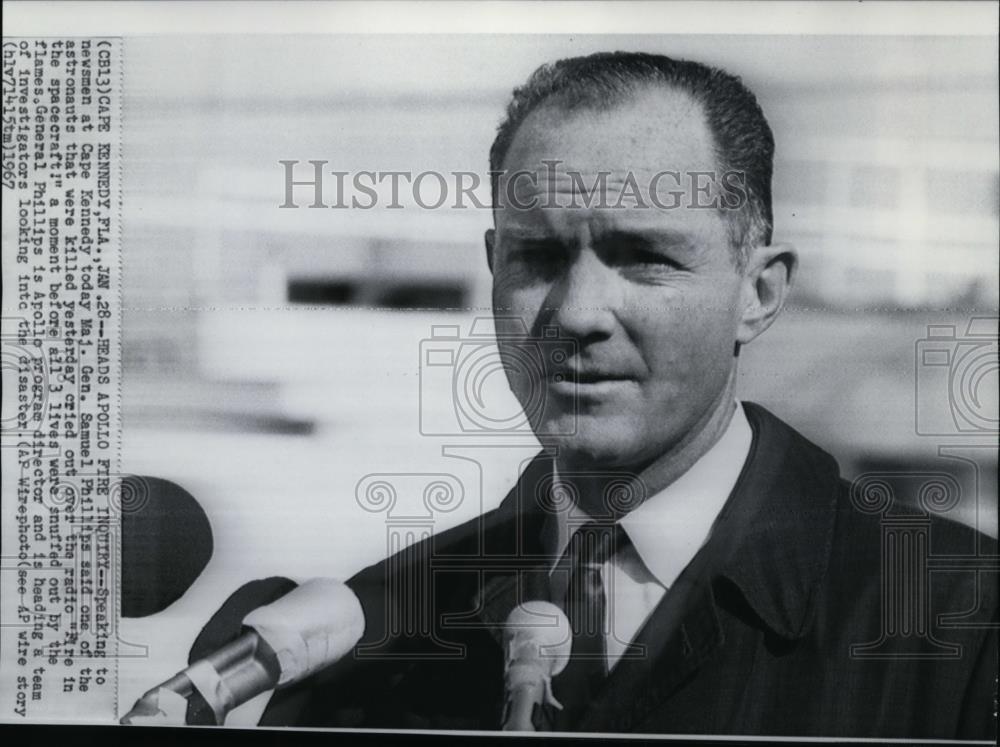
[192,52,998,738]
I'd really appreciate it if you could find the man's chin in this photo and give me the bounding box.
[532,418,645,470]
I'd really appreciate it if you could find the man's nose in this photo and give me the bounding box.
[547,250,620,340]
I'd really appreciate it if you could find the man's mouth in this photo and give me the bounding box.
[547,368,635,396]
[552,369,632,383]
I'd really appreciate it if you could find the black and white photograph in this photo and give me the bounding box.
[1,1,998,742]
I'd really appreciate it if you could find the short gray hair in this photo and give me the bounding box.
[489,51,775,268]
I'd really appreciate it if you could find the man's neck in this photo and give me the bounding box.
[553,383,739,519]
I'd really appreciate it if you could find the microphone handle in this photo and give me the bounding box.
[503,679,545,731]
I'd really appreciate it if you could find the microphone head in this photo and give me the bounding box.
[503,601,572,677]
[121,475,214,617]
[242,578,366,686]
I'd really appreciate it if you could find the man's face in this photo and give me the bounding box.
[487,88,747,469]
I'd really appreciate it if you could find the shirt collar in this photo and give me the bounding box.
[483,401,842,643]
[550,401,754,589]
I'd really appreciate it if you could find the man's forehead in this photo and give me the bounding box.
[500,85,717,176]
[497,200,699,234]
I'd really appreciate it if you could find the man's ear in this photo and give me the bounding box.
[484,228,496,274]
[736,242,797,346]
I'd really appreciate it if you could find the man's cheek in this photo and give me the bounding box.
[496,285,546,323]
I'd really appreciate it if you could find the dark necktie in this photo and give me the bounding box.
[551,521,628,730]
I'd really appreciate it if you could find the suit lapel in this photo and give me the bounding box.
[578,403,841,733]
[576,566,726,732]
[453,453,556,646]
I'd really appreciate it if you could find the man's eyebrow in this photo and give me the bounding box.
[497,225,559,241]
[497,225,701,248]
[594,228,698,251]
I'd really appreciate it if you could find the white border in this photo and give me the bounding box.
[2,0,998,37]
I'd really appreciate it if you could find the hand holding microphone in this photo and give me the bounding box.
[121,578,365,726]
[501,601,572,731]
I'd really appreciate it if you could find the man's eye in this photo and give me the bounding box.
[512,241,567,265]
[615,246,681,269]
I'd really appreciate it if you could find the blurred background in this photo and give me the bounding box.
[117,35,998,718]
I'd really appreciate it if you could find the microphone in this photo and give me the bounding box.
[120,577,365,725]
[120,475,213,617]
[501,601,572,732]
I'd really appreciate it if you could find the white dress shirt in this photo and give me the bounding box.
[548,401,754,669]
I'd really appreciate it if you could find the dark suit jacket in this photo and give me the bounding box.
[192,403,998,739]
